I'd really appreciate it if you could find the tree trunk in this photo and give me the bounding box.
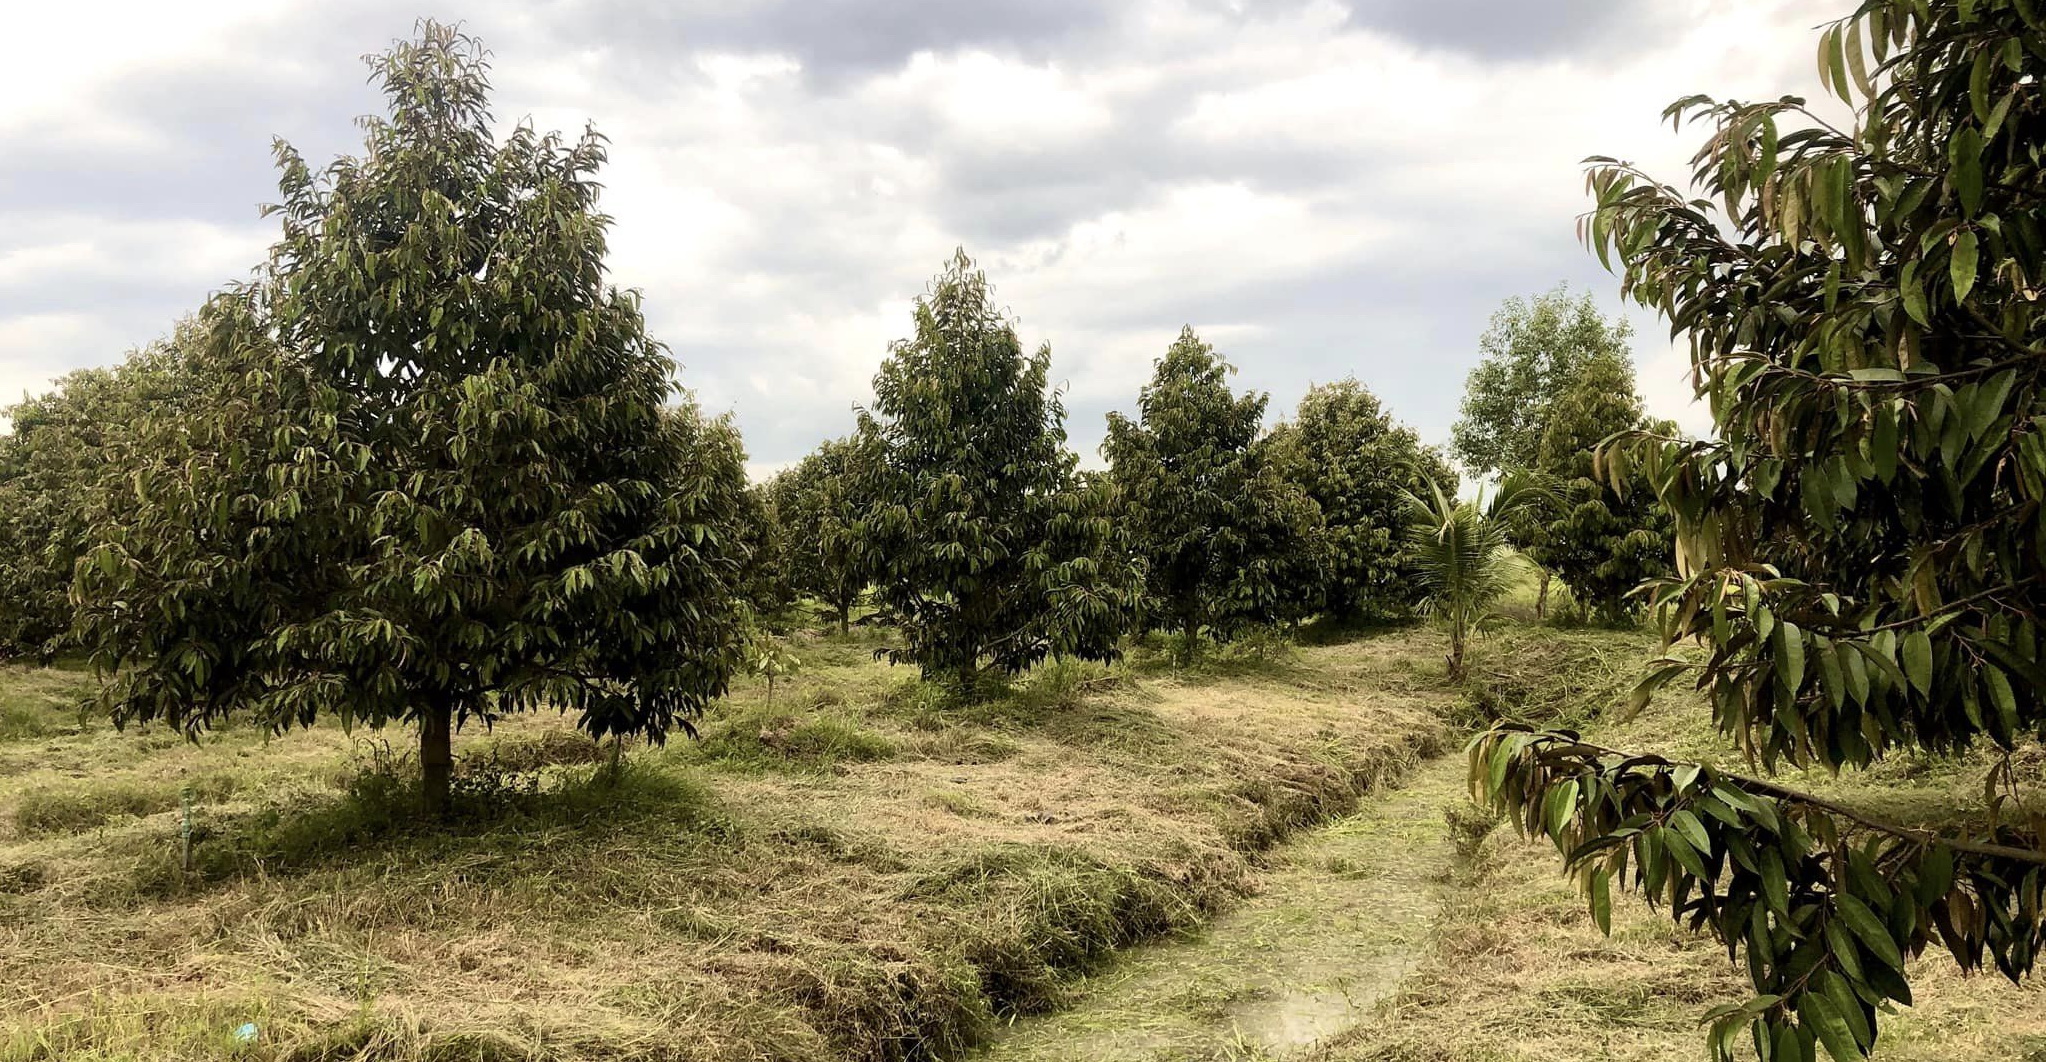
[1535,569,1551,621]
[837,601,851,636]
[420,700,454,818]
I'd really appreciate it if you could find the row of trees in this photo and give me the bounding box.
[743,290,1467,678]
[744,282,1688,683]
[0,20,1679,813]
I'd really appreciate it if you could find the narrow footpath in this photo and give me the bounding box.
[978,755,1464,1061]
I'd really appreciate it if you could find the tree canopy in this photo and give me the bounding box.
[1518,351,1678,623]
[1104,327,1323,658]
[1452,287,1637,478]
[73,24,752,813]
[1478,2,2046,1058]
[768,434,879,634]
[0,346,194,660]
[852,251,1139,694]
[1265,379,1454,621]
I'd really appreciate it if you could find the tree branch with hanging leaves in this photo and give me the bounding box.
[1475,1,2046,1058]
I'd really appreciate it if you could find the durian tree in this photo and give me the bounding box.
[75,24,752,815]
[1476,2,2046,1057]
[852,252,1139,695]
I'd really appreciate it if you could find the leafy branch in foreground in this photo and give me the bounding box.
[1478,0,2046,1057]
[1473,728,2044,1062]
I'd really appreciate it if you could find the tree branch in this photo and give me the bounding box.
[1539,735,2046,868]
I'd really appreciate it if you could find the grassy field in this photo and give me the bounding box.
[2,616,2039,1061]
[0,627,1450,1061]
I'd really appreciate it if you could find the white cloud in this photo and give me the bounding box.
[0,0,1851,464]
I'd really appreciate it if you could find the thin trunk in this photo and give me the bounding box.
[957,663,980,700]
[1535,569,1551,620]
[837,600,851,636]
[420,700,454,817]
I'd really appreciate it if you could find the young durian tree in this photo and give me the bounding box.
[852,251,1139,695]
[75,23,751,815]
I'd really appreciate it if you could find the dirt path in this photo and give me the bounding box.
[978,755,1464,1061]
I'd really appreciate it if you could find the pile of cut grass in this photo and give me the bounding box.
[0,627,1452,1062]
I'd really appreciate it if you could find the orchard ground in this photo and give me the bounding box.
[0,605,2039,1061]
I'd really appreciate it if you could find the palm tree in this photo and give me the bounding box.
[1403,473,1548,680]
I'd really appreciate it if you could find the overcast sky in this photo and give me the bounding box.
[0,0,1841,475]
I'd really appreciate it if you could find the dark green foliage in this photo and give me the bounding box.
[0,348,193,659]
[770,435,880,634]
[1452,287,1674,620]
[1451,286,1636,478]
[73,24,751,814]
[1520,354,1677,624]
[851,251,1140,694]
[736,477,799,623]
[1265,379,1453,620]
[1103,327,1323,660]
[1486,2,2046,1057]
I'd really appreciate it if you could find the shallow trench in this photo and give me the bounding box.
[976,755,1465,1061]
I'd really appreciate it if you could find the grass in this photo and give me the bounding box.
[10,621,2036,1061]
[0,628,1451,1062]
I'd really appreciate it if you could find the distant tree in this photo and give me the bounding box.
[1403,474,1545,680]
[1451,286,1636,477]
[0,347,192,660]
[852,251,1139,695]
[74,24,751,815]
[1265,379,1454,621]
[1104,327,1324,662]
[769,435,878,634]
[1453,288,1642,616]
[734,478,798,625]
[1519,354,1677,624]
[1479,3,2046,1058]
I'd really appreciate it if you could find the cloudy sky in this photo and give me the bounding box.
[0,0,1842,475]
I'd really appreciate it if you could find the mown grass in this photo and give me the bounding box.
[0,627,1451,1061]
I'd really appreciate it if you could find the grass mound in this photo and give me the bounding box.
[1452,625,1653,730]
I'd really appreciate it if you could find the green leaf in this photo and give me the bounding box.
[1763,849,1791,917]
[1819,971,1874,1052]
[1589,869,1612,935]
[1950,230,1979,301]
[1836,895,1905,972]
[1544,778,1582,836]
[1776,621,1806,693]
[1951,126,1985,216]
[1798,992,1863,1062]
[1984,666,2019,735]
[1671,809,1713,855]
[1901,630,1933,697]
[1663,826,1711,880]
[1900,261,1930,326]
